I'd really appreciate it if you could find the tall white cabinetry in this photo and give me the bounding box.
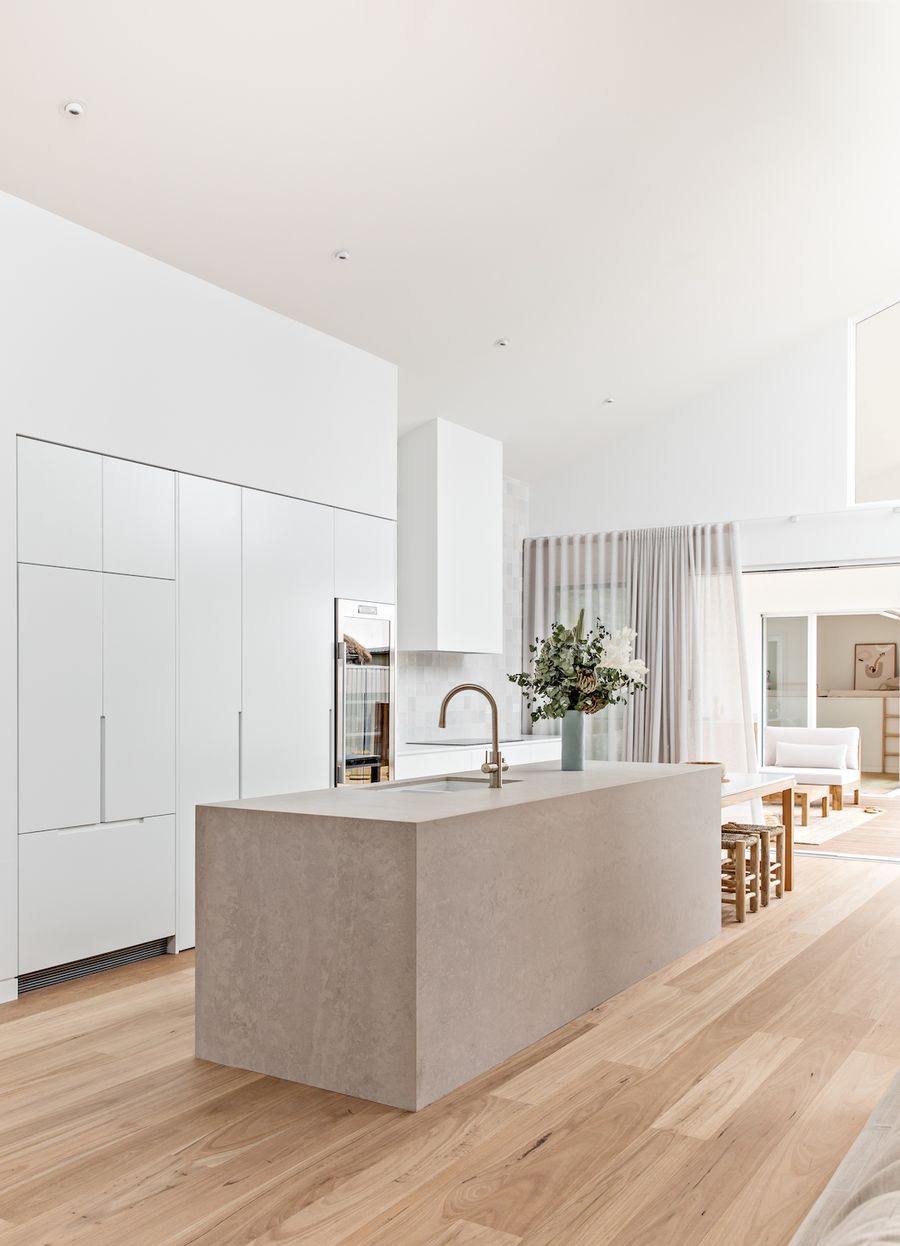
[17,439,102,571]
[16,439,176,977]
[398,418,503,653]
[241,490,334,800]
[102,575,176,822]
[177,475,242,950]
[102,457,176,579]
[19,819,176,976]
[15,436,397,975]
[176,487,384,948]
[334,509,396,603]
[18,565,102,834]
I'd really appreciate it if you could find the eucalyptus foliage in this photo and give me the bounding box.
[509,608,648,723]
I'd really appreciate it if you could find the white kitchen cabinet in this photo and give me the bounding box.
[176,474,242,949]
[500,738,562,766]
[241,489,334,799]
[102,457,175,579]
[18,564,102,834]
[103,574,176,822]
[393,748,483,782]
[817,693,900,774]
[398,418,503,653]
[393,738,562,782]
[17,438,102,571]
[18,815,175,974]
[334,509,396,604]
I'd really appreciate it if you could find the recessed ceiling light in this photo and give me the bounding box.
[494,338,510,348]
[332,249,350,262]
[602,397,614,404]
[61,100,86,117]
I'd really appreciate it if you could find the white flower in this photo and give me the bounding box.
[601,627,647,682]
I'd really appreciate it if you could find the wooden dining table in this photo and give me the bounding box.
[720,770,796,891]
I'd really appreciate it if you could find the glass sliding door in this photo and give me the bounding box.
[762,615,812,733]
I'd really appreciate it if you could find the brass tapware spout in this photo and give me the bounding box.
[438,684,509,789]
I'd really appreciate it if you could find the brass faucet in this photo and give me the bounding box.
[438,683,509,789]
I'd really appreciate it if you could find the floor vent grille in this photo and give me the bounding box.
[18,938,170,993]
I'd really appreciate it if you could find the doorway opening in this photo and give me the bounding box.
[744,564,900,860]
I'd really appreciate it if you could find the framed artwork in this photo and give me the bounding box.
[854,642,898,690]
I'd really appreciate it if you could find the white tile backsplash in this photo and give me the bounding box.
[397,476,528,741]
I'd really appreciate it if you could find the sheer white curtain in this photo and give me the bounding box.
[523,522,758,774]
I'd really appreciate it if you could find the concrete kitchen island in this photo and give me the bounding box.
[195,761,721,1110]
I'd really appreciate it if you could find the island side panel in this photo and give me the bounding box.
[195,806,419,1110]
[414,767,720,1108]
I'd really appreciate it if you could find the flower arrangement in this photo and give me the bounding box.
[509,608,648,722]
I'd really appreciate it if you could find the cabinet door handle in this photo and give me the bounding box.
[335,643,345,786]
[100,714,107,823]
[329,706,335,788]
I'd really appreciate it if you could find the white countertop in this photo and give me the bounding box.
[206,759,708,826]
[818,689,898,697]
[396,736,556,756]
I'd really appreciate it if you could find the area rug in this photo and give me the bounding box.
[770,804,883,847]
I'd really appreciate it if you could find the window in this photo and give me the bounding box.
[855,301,900,504]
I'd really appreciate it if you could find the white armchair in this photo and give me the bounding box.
[764,726,861,810]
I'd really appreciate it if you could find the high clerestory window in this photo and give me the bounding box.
[855,301,900,504]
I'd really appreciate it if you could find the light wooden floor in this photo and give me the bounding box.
[4,854,900,1246]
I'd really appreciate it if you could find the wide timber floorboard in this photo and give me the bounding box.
[2,854,900,1245]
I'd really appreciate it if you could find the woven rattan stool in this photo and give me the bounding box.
[723,821,785,906]
[721,829,761,923]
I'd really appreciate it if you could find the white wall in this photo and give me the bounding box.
[0,193,398,993]
[529,320,900,568]
[739,507,900,571]
[856,300,900,504]
[817,613,900,692]
[0,193,397,518]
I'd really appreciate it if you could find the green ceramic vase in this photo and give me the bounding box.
[561,710,585,771]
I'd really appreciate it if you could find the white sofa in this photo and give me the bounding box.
[764,726,861,810]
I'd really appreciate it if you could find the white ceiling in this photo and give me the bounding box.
[3,0,900,481]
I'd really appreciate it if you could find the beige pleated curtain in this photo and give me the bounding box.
[522,522,758,773]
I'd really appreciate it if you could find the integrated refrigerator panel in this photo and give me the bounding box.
[335,600,395,785]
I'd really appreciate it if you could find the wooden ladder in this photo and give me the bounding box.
[885,697,900,776]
